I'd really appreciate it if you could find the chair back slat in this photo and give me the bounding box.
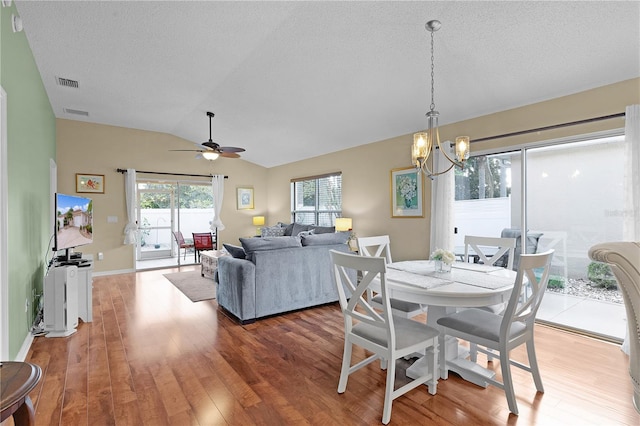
[357,235,392,264]
[331,250,391,332]
[464,235,516,269]
[501,250,554,333]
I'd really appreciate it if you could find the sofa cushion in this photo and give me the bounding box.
[240,236,303,261]
[223,243,246,259]
[301,232,350,246]
[283,223,294,236]
[310,225,335,234]
[261,226,286,237]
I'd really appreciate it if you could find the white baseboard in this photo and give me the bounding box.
[15,331,34,361]
[92,268,135,277]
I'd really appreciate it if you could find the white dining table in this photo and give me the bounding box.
[373,259,517,388]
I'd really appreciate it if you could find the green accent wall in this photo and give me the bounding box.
[1,4,55,359]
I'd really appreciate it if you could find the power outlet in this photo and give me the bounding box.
[98,252,104,260]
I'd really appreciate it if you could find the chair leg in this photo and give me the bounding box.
[382,358,396,425]
[337,341,353,393]
[427,340,438,395]
[438,334,448,380]
[526,340,544,392]
[470,342,478,363]
[500,348,519,415]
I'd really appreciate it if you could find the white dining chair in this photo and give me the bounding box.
[437,250,554,415]
[463,235,517,361]
[464,235,516,269]
[330,249,439,425]
[357,235,427,319]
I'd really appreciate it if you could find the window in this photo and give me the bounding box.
[291,172,342,226]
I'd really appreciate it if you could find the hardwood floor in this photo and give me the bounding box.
[15,266,639,425]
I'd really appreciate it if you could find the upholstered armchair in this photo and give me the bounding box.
[589,242,640,413]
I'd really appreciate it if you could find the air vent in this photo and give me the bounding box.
[63,108,89,117]
[55,76,79,88]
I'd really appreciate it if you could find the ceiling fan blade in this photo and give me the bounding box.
[219,146,246,153]
[169,149,205,152]
[219,152,241,158]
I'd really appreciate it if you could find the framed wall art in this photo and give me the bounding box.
[237,187,254,210]
[390,167,423,218]
[76,173,105,193]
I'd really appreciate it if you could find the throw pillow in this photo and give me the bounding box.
[261,225,286,237]
[291,223,314,236]
[310,225,335,234]
[301,232,350,246]
[223,243,246,259]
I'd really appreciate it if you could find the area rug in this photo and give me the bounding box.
[163,271,216,302]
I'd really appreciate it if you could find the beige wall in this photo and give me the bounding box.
[268,78,640,261]
[57,78,639,272]
[56,119,268,273]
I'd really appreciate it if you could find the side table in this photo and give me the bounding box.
[200,250,228,279]
[1,362,42,426]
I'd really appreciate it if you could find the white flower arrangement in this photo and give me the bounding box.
[397,175,417,201]
[430,248,455,265]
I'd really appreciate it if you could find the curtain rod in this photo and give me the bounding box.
[469,112,625,144]
[116,168,228,179]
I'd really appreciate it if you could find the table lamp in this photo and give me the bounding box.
[335,217,352,232]
[253,216,265,236]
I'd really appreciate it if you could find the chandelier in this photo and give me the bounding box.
[412,20,470,179]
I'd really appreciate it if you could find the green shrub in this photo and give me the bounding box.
[547,275,565,289]
[587,262,617,289]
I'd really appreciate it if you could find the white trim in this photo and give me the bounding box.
[1,87,9,360]
[92,268,135,277]
[14,333,34,362]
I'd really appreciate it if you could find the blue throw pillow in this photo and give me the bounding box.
[310,226,335,234]
[223,243,246,259]
[291,223,314,236]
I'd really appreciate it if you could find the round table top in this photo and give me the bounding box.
[0,362,42,411]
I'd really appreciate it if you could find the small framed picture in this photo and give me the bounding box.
[390,167,423,218]
[76,173,105,193]
[237,187,254,210]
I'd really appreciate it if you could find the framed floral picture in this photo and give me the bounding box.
[236,187,254,210]
[76,173,104,193]
[390,167,423,218]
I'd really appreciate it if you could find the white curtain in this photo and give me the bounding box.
[621,104,639,356]
[211,174,225,231]
[429,142,455,254]
[624,104,639,242]
[123,168,137,244]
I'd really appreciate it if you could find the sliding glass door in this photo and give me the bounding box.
[136,180,215,270]
[453,132,627,341]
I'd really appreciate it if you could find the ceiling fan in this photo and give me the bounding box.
[172,111,245,160]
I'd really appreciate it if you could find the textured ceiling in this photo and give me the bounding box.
[15,1,640,168]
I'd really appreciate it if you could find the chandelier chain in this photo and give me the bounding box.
[430,28,435,112]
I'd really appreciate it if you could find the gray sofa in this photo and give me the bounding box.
[216,233,352,324]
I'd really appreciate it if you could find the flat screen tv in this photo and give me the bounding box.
[54,193,93,261]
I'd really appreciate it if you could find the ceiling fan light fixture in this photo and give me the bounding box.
[202,151,220,161]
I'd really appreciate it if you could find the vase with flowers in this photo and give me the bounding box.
[430,248,455,273]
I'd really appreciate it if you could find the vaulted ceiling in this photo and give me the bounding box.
[15,1,640,167]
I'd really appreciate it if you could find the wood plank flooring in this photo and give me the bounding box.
[12,266,639,425]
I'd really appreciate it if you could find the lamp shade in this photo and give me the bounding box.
[335,217,352,232]
[252,216,265,226]
[202,151,220,160]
